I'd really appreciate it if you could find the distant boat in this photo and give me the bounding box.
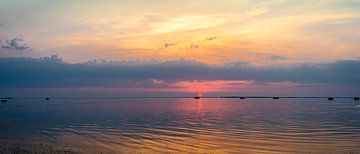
[194,96,201,99]
[328,97,334,101]
[239,97,246,99]
[1,100,7,103]
[272,97,280,100]
[355,97,359,101]
[45,98,50,101]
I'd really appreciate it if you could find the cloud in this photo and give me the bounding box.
[205,36,217,41]
[189,44,199,49]
[1,37,30,51]
[160,42,177,49]
[268,55,287,61]
[186,36,217,49]
[0,56,359,90]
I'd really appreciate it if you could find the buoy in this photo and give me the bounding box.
[194,96,200,99]
[328,97,334,101]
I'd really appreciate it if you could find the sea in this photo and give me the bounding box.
[0,98,360,153]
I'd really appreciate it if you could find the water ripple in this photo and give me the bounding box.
[1,98,360,153]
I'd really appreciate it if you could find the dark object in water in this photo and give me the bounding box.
[355,97,360,101]
[272,97,280,100]
[45,98,50,101]
[328,97,334,101]
[1,99,7,103]
[240,97,246,99]
[194,96,200,99]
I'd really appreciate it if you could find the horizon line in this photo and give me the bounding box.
[2,96,360,100]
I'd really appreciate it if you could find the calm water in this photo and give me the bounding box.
[1,98,360,153]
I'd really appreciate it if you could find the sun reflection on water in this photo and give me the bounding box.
[1,98,360,153]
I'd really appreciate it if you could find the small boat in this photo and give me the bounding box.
[45,98,50,101]
[354,97,359,101]
[239,97,246,99]
[194,96,201,99]
[328,97,334,101]
[272,97,280,100]
[1,100,7,103]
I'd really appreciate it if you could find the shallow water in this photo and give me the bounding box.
[1,98,360,153]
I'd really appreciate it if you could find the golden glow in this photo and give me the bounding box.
[171,80,254,95]
[13,0,359,64]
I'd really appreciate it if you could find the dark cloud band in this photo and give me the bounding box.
[0,56,359,88]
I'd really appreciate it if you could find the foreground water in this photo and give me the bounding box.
[0,98,360,153]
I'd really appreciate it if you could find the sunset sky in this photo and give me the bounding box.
[0,0,359,97]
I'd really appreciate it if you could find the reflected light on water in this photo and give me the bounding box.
[1,98,360,153]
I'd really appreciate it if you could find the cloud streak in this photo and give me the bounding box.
[160,42,177,49]
[268,55,287,61]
